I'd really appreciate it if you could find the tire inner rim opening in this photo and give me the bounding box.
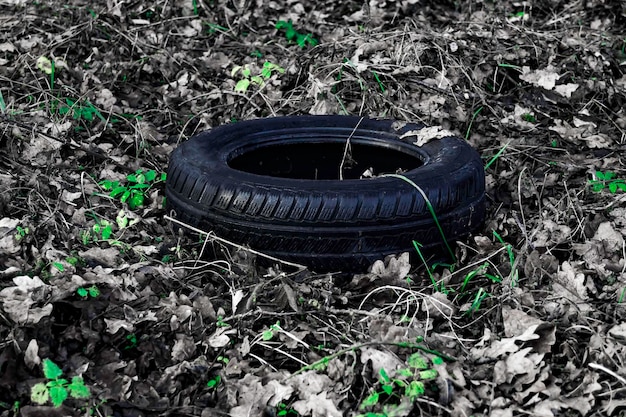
[228,140,425,180]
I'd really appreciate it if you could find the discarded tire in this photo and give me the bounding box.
[166,115,485,272]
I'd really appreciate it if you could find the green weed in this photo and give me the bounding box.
[588,170,626,193]
[276,402,299,416]
[0,89,6,114]
[232,61,285,93]
[14,225,29,241]
[484,142,509,170]
[381,174,455,262]
[204,22,229,35]
[51,262,65,272]
[493,230,518,285]
[275,20,318,48]
[463,287,490,316]
[371,70,385,93]
[77,285,100,298]
[36,56,55,89]
[413,241,448,293]
[497,62,522,71]
[357,353,442,416]
[30,359,90,408]
[262,321,281,341]
[216,316,231,328]
[99,169,166,210]
[53,97,106,123]
[206,375,221,389]
[0,401,20,414]
[124,333,138,350]
[81,219,112,244]
[521,113,536,123]
[465,106,483,140]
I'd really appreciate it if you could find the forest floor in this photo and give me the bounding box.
[1,1,626,416]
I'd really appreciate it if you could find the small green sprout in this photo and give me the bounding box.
[206,375,221,389]
[92,220,112,241]
[216,316,231,328]
[276,402,299,416]
[357,353,441,415]
[0,400,20,413]
[275,20,318,48]
[589,170,626,193]
[232,61,284,93]
[77,285,100,298]
[521,113,536,123]
[54,98,106,123]
[99,169,166,210]
[124,333,138,350]
[30,359,90,408]
[204,22,229,35]
[36,56,55,89]
[262,321,281,341]
[14,225,29,241]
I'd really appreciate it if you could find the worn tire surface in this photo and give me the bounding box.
[166,115,486,272]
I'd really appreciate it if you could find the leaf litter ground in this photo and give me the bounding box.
[1,1,626,416]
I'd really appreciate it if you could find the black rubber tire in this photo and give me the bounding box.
[166,115,485,272]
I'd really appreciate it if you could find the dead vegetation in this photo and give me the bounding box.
[1,1,626,416]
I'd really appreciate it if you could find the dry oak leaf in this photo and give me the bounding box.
[228,372,293,415]
[472,323,555,359]
[0,217,21,256]
[502,306,545,338]
[0,275,53,325]
[520,65,559,90]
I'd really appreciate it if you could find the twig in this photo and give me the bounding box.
[164,214,307,271]
[589,362,626,386]
[338,116,364,180]
[0,114,133,172]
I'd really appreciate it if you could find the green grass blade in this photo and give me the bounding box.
[484,141,509,170]
[412,241,439,290]
[50,59,55,90]
[465,106,482,140]
[0,90,5,114]
[384,174,456,262]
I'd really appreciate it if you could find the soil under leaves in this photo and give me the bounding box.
[1,1,626,416]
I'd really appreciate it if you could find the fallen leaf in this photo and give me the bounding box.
[208,327,235,348]
[502,306,545,338]
[555,261,588,300]
[360,347,404,378]
[608,322,626,343]
[171,334,196,361]
[520,65,559,90]
[593,221,624,253]
[401,126,456,147]
[554,83,579,97]
[24,339,40,369]
[0,276,53,324]
[0,218,20,256]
